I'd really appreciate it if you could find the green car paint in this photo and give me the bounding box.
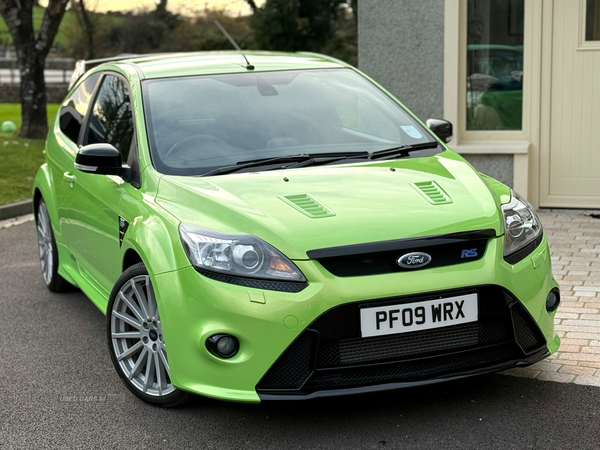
[33,51,559,404]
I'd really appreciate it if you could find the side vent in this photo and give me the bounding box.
[412,181,453,205]
[280,194,336,219]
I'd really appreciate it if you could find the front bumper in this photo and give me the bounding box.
[256,285,549,399]
[150,235,559,403]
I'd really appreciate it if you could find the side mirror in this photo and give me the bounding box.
[75,144,131,181]
[426,119,453,144]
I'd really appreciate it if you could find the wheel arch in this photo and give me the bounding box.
[122,248,143,273]
[106,261,189,407]
[120,212,189,279]
[32,164,61,236]
[33,187,42,215]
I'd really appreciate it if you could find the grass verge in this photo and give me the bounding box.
[0,136,45,205]
[0,103,60,130]
[0,103,59,205]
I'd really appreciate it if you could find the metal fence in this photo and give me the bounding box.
[0,58,75,85]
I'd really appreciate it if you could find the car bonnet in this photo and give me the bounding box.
[155,152,504,261]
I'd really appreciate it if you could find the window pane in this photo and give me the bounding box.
[467,0,524,130]
[586,0,600,41]
[59,72,101,142]
[85,75,134,162]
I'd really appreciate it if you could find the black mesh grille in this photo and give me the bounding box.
[504,233,544,265]
[256,286,548,395]
[478,319,513,344]
[511,303,547,354]
[305,345,521,390]
[197,270,308,293]
[257,332,315,390]
[317,318,513,367]
[328,323,479,366]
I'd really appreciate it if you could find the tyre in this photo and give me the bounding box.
[36,199,70,292]
[107,263,189,407]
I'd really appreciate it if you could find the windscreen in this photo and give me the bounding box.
[143,68,437,176]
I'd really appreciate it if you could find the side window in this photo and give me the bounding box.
[59,72,101,142]
[84,75,134,163]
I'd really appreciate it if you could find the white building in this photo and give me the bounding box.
[359,0,600,208]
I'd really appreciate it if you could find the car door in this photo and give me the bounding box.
[51,72,101,266]
[61,72,136,296]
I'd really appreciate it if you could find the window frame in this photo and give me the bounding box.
[82,72,135,155]
[447,0,529,144]
[443,0,545,206]
[79,71,142,189]
[59,72,102,144]
[579,0,600,49]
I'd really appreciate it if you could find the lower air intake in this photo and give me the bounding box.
[511,302,547,354]
[257,332,315,390]
[256,286,548,395]
[305,345,520,390]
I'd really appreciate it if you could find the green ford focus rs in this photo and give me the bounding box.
[33,51,560,407]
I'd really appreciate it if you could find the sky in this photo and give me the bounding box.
[41,0,262,16]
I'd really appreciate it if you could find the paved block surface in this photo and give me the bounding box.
[502,209,600,385]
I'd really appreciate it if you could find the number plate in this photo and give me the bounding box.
[360,293,478,338]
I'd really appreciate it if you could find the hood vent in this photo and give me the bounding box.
[412,181,453,205]
[280,194,336,219]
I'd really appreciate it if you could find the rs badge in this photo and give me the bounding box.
[461,248,478,258]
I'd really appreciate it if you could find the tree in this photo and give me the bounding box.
[0,0,69,138]
[250,0,345,53]
[349,0,357,25]
[75,0,95,60]
[155,0,168,14]
[244,0,258,14]
[153,0,178,30]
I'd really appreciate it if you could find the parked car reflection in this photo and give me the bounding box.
[467,44,523,130]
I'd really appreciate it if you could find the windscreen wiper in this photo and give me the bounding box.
[200,151,369,177]
[369,142,440,160]
[238,151,370,165]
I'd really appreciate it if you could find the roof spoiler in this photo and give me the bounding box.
[68,53,140,89]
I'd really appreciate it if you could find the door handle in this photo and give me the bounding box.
[63,172,75,187]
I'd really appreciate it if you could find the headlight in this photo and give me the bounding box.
[501,191,543,258]
[179,224,306,282]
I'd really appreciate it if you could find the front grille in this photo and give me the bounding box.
[316,238,488,277]
[320,321,497,367]
[257,286,547,395]
[305,345,520,390]
[309,230,497,278]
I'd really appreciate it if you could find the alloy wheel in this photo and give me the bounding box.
[110,275,175,397]
[36,201,54,285]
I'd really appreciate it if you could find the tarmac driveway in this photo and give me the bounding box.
[1,212,600,449]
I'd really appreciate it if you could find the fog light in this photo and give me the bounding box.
[546,288,560,312]
[206,334,239,358]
